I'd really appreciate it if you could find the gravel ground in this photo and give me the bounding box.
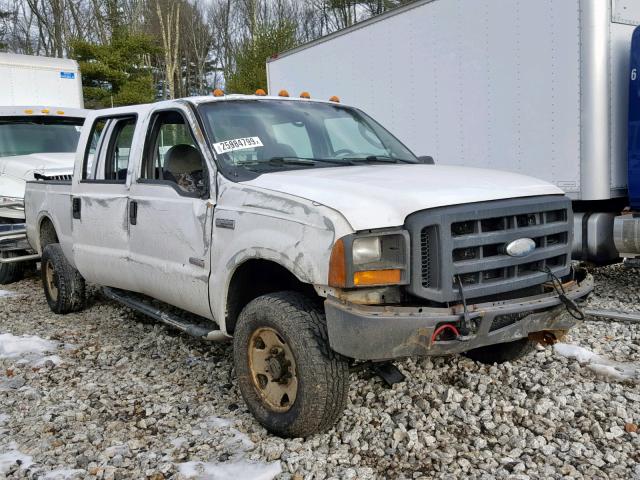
[0,265,639,480]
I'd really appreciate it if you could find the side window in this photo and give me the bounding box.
[271,122,313,158]
[324,117,387,156]
[104,118,136,182]
[82,115,136,182]
[83,119,108,180]
[141,111,206,195]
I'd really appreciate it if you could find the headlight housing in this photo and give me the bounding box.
[329,229,409,288]
[0,196,24,208]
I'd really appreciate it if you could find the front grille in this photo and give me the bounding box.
[33,173,73,182]
[405,196,572,303]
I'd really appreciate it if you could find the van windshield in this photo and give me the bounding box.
[0,116,84,157]
[198,99,417,173]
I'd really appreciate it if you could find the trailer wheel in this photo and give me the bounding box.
[0,251,24,284]
[463,338,536,364]
[41,243,85,314]
[233,291,350,437]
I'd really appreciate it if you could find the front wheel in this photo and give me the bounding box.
[41,243,86,314]
[233,291,350,437]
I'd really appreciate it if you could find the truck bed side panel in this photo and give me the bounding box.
[24,181,74,264]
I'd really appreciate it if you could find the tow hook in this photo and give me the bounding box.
[528,329,567,346]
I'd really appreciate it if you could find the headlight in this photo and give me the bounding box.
[352,237,381,265]
[329,230,409,288]
[0,196,23,207]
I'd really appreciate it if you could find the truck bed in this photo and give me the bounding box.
[24,179,74,263]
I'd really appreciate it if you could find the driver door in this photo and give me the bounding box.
[127,108,214,318]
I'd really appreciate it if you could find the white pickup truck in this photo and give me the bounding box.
[25,94,593,437]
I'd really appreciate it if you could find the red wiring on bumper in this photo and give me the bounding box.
[431,324,460,344]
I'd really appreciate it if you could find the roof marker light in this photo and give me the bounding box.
[300,91,311,99]
[278,90,289,97]
[213,89,224,97]
[41,109,50,114]
[56,110,65,115]
[329,96,340,103]
[255,89,267,96]
[24,109,33,115]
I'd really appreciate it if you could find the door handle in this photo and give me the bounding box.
[72,197,81,219]
[129,200,137,225]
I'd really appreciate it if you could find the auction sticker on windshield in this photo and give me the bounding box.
[213,137,263,154]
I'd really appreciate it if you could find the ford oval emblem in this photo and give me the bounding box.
[505,238,536,257]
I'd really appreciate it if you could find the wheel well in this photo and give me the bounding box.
[39,217,59,251]
[225,259,317,334]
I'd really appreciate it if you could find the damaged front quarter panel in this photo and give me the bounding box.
[208,176,355,331]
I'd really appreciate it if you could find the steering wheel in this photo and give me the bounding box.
[333,148,355,157]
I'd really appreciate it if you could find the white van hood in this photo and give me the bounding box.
[0,152,74,198]
[242,164,564,230]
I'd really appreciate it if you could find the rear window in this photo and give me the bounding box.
[0,116,84,157]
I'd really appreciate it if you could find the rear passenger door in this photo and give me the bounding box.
[71,115,138,290]
[127,108,214,319]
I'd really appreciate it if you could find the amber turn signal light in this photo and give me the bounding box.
[300,91,311,99]
[255,89,267,96]
[213,89,224,97]
[353,269,402,287]
[329,95,340,103]
[278,90,290,97]
[328,238,346,288]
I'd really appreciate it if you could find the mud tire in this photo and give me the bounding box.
[233,291,350,437]
[0,251,24,284]
[463,338,536,364]
[41,243,85,314]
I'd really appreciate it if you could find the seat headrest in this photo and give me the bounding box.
[164,144,202,175]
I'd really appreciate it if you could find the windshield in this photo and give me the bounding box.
[198,100,417,173]
[0,116,84,157]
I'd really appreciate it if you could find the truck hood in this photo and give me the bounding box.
[0,152,74,199]
[242,164,564,230]
[0,152,75,181]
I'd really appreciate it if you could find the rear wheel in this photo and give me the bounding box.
[233,291,350,437]
[41,243,85,314]
[463,338,536,364]
[0,251,24,284]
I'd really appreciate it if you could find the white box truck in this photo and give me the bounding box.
[267,0,640,265]
[0,53,87,283]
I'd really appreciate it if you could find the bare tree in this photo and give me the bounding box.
[155,0,181,99]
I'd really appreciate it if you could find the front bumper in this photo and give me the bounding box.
[325,273,594,361]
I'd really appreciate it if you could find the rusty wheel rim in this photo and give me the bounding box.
[248,327,298,412]
[45,260,58,302]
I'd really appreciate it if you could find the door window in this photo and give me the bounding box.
[82,115,136,182]
[141,111,206,196]
[105,118,136,182]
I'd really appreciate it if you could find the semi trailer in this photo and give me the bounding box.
[267,0,640,265]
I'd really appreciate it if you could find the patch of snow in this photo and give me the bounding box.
[0,333,59,366]
[554,343,640,381]
[43,468,86,479]
[0,414,8,424]
[206,416,254,451]
[33,355,63,367]
[170,437,188,449]
[0,443,33,474]
[178,458,281,480]
[0,290,20,298]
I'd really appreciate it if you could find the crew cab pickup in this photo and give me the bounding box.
[25,95,593,437]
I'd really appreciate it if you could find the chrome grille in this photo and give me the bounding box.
[406,196,572,303]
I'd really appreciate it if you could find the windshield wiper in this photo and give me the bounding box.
[267,156,350,166]
[345,155,415,164]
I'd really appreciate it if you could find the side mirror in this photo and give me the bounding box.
[417,156,435,165]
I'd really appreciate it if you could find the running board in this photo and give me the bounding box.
[102,287,228,341]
